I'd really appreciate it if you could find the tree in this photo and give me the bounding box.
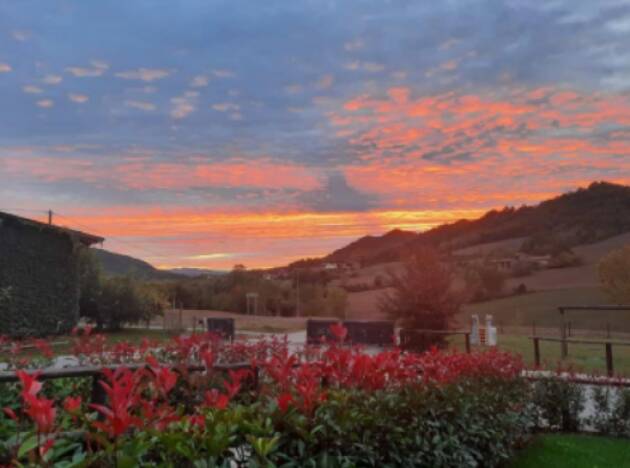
[464,264,506,302]
[599,246,630,304]
[379,247,461,335]
[78,251,167,330]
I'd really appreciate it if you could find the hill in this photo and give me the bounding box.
[91,248,182,280]
[327,228,416,265]
[168,268,228,277]
[325,182,630,265]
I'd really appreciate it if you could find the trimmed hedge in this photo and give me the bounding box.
[0,216,81,337]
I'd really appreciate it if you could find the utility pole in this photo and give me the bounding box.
[48,209,53,225]
[295,269,301,317]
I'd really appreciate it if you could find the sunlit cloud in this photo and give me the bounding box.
[190,75,209,87]
[0,63,11,73]
[23,85,43,94]
[285,84,303,95]
[115,68,171,82]
[316,74,334,89]
[66,60,109,77]
[211,102,239,112]
[344,61,385,72]
[42,74,62,85]
[170,90,198,119]
[125,100,156,111]
[36,99,54,108]
[1,154,322,192]
[68,93,89,103]
[212,69,234,78]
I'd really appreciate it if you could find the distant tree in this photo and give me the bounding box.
[464,264,506,302]
[599,246,630,304]
[379,247,461,337]
[78,252,167,330]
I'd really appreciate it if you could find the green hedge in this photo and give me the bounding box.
[0,216,82,337]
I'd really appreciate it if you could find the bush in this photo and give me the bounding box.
[379,247,461,346]
[590,386,630,437]
[531,377,585,432]
[0,330,531,467]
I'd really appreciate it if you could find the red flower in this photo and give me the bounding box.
[16,370,42,399]
[90,368,142,438]
[200,350,214,370]
[329,323,348,343]
[63,396,82,414]
[154,367,178,396]
[34,339,53,359]
[188,414,205,430]
[204,389,229,410]
[277,393,293,413]
[23,394,56,434]
[39,439,55,457]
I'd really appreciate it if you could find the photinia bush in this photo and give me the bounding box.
[0,325,535,466]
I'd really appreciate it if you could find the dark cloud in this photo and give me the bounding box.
[299,171,376,212]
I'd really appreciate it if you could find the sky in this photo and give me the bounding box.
[1,0,630,269]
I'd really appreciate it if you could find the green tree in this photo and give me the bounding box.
[379,247,461,335]
[78,251,167,330]
[599,246,630,304]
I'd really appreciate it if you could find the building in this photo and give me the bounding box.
[0,211,104,337]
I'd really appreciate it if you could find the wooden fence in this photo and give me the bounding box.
[0,361,256,408]
[306,319,394,346]
[530,335,630,377]
[399,329,471,354]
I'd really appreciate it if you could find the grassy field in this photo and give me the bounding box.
[457,287,620,331]
[447,333,630,376]
[509,434,630,467]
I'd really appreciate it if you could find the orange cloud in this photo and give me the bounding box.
[57,207,486,269]
[329,85,630,208]
[1,155,322,191]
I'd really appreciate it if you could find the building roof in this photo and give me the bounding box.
[0,211,104,246]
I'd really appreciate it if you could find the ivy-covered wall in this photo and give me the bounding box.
[0,216,82,337]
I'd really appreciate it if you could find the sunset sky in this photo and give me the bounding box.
[1,1,630,269]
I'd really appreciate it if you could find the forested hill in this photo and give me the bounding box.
[326,181,630,265]
[91,248,182,280]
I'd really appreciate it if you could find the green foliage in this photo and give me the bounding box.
[0,216,82,337]
[590,386,630,437]
[531,377,585,432]
[268,379,532,467]
[79,251,167,330]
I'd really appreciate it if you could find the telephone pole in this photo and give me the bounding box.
[48,209,53,225]
[295,269,301,317]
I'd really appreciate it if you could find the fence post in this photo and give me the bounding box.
[605,343,613,377]
[559,308,568,359]
[90,372,107,420]
[533,337,540,368]
[464,333,471,354]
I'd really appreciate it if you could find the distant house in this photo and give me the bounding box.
[0,211,104,337]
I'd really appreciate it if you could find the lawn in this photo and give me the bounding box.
[510,434,630,467]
